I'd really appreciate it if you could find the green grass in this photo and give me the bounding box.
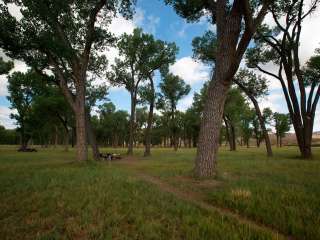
[0,146,319,239]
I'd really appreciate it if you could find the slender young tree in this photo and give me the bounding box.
[0,0,135,161]
[166,0,273,176]
[158,72,190,151]
[246,0,319,158]
[273,112,291,147]
[234,69,273,156]
[138,38,177,156]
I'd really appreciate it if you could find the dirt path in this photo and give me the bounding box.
[116,158,292,240]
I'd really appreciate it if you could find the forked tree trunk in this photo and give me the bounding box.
[128,92,136,155]
[194,0,269,177]
[230,123,236,151]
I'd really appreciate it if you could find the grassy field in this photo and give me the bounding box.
[0,146,319,239]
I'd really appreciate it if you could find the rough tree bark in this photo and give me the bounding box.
[195,0,270,177]
[74,85,88,161]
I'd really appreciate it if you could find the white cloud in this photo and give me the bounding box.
[169,57,210,85]
[177,93,194,111]
[109,16,137,37]
[258,92,285,113]
[0,106,17,129]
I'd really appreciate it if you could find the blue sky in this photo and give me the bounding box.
[0,0,319,131]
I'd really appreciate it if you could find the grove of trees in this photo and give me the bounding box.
[0,0,319,178]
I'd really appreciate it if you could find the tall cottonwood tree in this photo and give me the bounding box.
[166,0,273,177]
[138,40,177,156]
[158,72,190,151]
[0,0,135,161]
[273,112,291,147]
[247,0,320,158]
[192,33,273,156]
[108,28,177,155]
[7,71,46,149]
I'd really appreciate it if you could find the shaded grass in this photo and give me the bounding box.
[0,146,276,240]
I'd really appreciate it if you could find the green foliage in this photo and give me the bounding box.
[6,71,47,143]
[0,126,18,144]
[158,73,191,113]
[108,28,177,92]
[164,0,214,23]
[192,31,217,64]
[304,49,320,86]
[235,69,269,98]
[224,88,247,124]
[273,112,291,139]
[0,57,13,75]
[95,102,129,146]
[240,108,255,146]
[0,0,135,63]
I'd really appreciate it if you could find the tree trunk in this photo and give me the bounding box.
[75,88,88,161]
[194,0,270,177]
[64,129,69,152]
[194,5,245,177]
[71,127,75,148]
[234,79,273,156]
[144,78,155,157]
[144,102,154,156]
[54,125,58,148]
[251,98,273,157]
[20,121,28,150]
[195,78,231,177]
[230,123,236,151]
[86,111,100,161]
[128,92,136,155]
[223,116,232,151]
